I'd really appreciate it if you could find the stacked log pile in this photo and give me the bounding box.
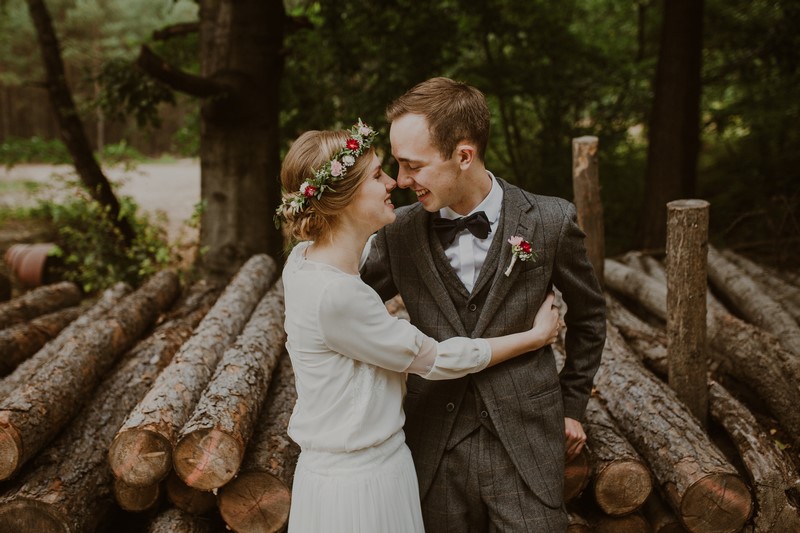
[0,245,796,532]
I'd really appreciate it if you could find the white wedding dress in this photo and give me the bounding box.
[282,241,491,533]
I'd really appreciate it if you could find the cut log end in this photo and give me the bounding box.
[0,499,69,533]
[114,478,161,512]
[594,512,650,533]
[680,473,753,533]
[594,459,653,516]
[564,449,591,501]
[217,471,291,533]
[166,472,217,515]
[0,422,22,480]
[173,428,243,491]
[108,429,172,486]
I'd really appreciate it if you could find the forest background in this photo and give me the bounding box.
[0,0,797,286]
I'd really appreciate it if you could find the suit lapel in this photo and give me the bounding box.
[403,207,469,337]
[472,181,535,338]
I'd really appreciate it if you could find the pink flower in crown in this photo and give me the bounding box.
[330,160,344,177]
[358,124,373,136]
[346,138,360,151]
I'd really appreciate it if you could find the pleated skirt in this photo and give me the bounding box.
[288,431,425,533]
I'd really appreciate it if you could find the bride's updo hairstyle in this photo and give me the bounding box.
[278,129,376,242]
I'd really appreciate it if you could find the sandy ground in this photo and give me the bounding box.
[0,160,201,245]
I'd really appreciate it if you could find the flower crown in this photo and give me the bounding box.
[275,119,377,224]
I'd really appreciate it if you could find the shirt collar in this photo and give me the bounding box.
[440,171,503,224]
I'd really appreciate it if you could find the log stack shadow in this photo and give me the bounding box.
[0,247,796,532]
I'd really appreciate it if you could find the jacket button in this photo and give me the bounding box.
[446,402,455,412]
[468,303,477,312]
[480,410,489,418]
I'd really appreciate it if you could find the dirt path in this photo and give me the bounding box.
[0,160,200,245]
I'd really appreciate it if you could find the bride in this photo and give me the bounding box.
[275,120,560,532]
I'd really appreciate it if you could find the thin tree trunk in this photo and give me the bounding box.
[0,306,81,375]
[24,0,135,244]
[572,135,605,285]
[109,255,276,487]
[0,279,211,533]
[639,0,704,249]
[0,271,179,481]
[666,200,710,425]
[217,351,298,533]
[595,324,752,532]
[174,281,286,490]
[0,282,129,398]
[0,281,81,329]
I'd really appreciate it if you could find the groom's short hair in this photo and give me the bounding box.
[386,77,490,161]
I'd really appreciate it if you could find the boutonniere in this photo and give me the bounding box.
[504,235,537,276]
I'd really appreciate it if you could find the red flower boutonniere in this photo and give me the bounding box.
[504,235,537,276]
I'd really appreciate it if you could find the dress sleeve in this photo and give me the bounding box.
[319,277,491,378]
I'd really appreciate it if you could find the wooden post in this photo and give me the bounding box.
[572,136,605,286]
[666,199,709,426]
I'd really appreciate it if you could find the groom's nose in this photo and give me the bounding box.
[396,170,413,189]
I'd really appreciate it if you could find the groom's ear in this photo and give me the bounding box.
[455,142,476,169]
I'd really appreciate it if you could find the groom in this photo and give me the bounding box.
[361,77,606,531]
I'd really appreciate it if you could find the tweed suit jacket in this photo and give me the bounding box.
[361,178,606,509]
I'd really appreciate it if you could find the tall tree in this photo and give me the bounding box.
[639,0,704,249]
[25,0,135,244]
[138,0,286,278]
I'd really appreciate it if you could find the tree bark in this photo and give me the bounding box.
[572,135,605,286]
[109,255,276,487]
[605,293,668,377]
[174,281,286,490]
[0,281,81,329]
[584,396,653,516]
[197,0,286,277]
[707,245,800,355]
[0,306,81,375]
[604,258,800,447]
[165,472,216,516]
[0,282,129,398]
[0,279,211,532]
[595,323,752,532]
[708,380,800,533]
[666,200,709,425]
[0,271,179,481]
[721,249,800,323]
[639,0,704,249]
[217,351,298,533]
[147,507,216,533]
[24,0,135,244]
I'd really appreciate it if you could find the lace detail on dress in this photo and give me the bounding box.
[350,360,387,435]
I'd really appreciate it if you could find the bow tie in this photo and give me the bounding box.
[432,211,491,247]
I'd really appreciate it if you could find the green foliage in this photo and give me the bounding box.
[94,58,176,129]
[0,136,71,166]
[30,178,173,293]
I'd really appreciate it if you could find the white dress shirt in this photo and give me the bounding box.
[439,171,503,292]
